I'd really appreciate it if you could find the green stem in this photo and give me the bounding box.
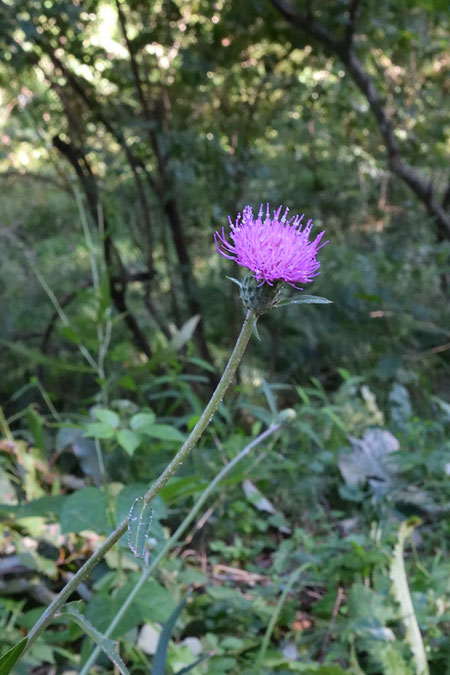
[81,421,281,674]
[25,309,256,650]
[255,562,311,670]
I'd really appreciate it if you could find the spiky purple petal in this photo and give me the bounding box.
[215,204,328,287]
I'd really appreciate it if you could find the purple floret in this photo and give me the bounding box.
[215,204,328,289]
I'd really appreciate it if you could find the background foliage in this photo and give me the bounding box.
[0,0,449,673]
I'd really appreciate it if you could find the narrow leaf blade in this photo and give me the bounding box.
[277,295,332,306]
[152,593,190,675]
[0,637,28,675]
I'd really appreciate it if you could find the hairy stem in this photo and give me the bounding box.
[25,309,256,649]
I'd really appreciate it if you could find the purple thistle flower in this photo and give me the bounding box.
[215,203,328,289]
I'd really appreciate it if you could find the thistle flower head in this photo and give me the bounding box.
[215,203,327,289]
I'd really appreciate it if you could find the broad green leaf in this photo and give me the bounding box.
[127,496,153,559]
[85,578,176,639]
[0,495,66,519]
[59,325,81,345]
[130,411,156,432]
[95,408,120,428]
[390,520,429,675]
[58,603,130,675]
[83,422,115,439]
[116,429,141,456]
[152,593,190,675]
[60,487,109,534]
[158,475,208,504]
[140,424,185,443]
[0,637,28,675]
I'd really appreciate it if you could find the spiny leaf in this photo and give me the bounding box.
[127,496,153,559]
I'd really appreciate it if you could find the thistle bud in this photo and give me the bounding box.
[239,273,282,314]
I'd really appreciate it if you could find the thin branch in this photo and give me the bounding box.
[344,0,361,47]
[270,0,450,241]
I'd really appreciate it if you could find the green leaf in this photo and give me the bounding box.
[59,487,109,534]
[158,475,208,504]
[175,654,211,674]
[130,411,156,432]
[58,603,130,675]
[152,593,190,675]
[0,495,66,520]
[116,429,141,456]
[277,294,332,307]
[0,637,28,675]
[26,405,45,452]
[127,496,153,559]
[140,424,185,443]
[95,408,120,428]
[83,422,116,439]
[59,325,81,345]
[0,340,93,372]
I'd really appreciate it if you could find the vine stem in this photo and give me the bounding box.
[25,309,256,650]
[81,421,281,673]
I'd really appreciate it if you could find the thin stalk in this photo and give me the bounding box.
[81,421,281,674]
[31,262,99,372]
[25,309,256,650]
[33,377,62,423]
[256,562,311,670]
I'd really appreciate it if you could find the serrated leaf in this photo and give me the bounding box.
[127,496,153,559]
[277,294,332,307]
[140,424,185,443]
[0,637,28,675]
[58,603,130,675]
[95,408,120,428]
[59,487,109,534]
[116,429,141,456]
[130,411,156,432]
